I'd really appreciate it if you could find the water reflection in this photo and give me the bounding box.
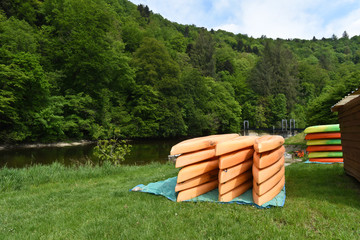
[0,139,180,168]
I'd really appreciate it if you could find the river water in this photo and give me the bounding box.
[0,139,181,168]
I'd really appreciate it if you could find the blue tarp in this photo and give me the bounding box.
[304,160,344,164]
[131,176,286,208]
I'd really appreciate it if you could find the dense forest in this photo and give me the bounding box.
[1,0,360,143]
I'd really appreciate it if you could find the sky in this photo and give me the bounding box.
[129,0,360,39]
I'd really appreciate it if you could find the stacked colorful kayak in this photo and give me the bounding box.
[252,135,285,206]
[172,134,239,202]
[304,124,343,163]
[216,136,258,202]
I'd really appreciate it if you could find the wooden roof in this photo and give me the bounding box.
[332,88,360,112]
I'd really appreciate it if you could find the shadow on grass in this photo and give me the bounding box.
[286,163,360,209]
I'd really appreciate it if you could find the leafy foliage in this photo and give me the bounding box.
[93,138,132,165]
[1,0,360,143]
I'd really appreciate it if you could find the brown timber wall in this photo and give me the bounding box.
[337,95,360,182]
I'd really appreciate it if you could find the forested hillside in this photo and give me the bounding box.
[1,0,360,143]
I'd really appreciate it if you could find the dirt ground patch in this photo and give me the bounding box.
[284,145,307,166]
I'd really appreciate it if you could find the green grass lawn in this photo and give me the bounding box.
[0,162,359,239]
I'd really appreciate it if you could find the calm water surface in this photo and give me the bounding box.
[0,139,181,168]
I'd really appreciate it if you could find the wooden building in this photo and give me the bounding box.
[332,88,360,182]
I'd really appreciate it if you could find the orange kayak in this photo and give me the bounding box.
[253,145,285,169]
[252,156,284,184]
[218,170,252,195]
[219,179,252,202]
[175,148,216,168]
[254,135,284,153]
[218,159,253,184]
[305,132,341,140]
[306,145,342,152]
[219,147,254,169]
[177,180,218,202]
[170,134,239,155]
[175,169,218,192]
[253,175,285,206]
[215,136,258,156]
[177,158,219,183]
[253,165,284,196]
[309,158,343,163]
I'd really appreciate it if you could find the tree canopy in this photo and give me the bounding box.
[1,0,360,143]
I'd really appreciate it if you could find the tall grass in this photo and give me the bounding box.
[0,162,126,192]
[285,131,306,145]
[0,162,359,239]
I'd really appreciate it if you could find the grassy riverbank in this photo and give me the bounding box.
[285,132,306,145]
[0,162,359,239]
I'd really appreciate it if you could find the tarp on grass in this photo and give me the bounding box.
[131,176,286,208]
[304,160,344,165]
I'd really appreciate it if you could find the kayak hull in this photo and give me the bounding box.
[253,165,284,196]
[306,145,342,152]
[175,148,216,168]
[215,136,258,156]
[253,175,285,206]
[309,158,343,163]
[218,159,253,184]
[218,170,252,195]
[308,151,343,158]
[171,134,239,155]
[252,156,285,184]
[219,147,253,169]
[253,145,285,169]
[177,180,218,202]
[219,179,252,202]
[305,132,341,140]
[175,169,218,192]
[177,158,219,183]
[304,124,340,134]
[306,139,341,146]
[254,135,285,153]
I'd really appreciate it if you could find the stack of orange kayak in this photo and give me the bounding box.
[171,134,286,206]
[173,134,239,202]
[304,124,343,163]
[252,135,285,206]
[216,136,258,202]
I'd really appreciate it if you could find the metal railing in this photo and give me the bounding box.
[243,119,303,137]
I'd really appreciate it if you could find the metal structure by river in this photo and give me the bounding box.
[0,139,180,168]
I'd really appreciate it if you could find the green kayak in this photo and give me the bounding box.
[306,139,342,145]
[308,152,343,158]
[304,124,340,134]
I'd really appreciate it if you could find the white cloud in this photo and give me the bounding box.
[130,0,210,27]
[324,8,360,37]
[215,24,242,34]
[230,0,325,39]
[129,0,360,39]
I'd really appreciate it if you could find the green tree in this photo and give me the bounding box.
[0,0,43,26]
[180,68,212,135]
[122,21,143,52]
[132,37,180,89]
[249,41,299,110]
[0,16,38,53]
[0,51,50,142]
[42,0,133,95]
[93,129,132,165]
[306,66,360,125]
[269,94,287,126]
[297,62,330,103]
[189,29,216,77]
[130,37,184,137]
[205,80,242,133]
[215,47,235,74]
